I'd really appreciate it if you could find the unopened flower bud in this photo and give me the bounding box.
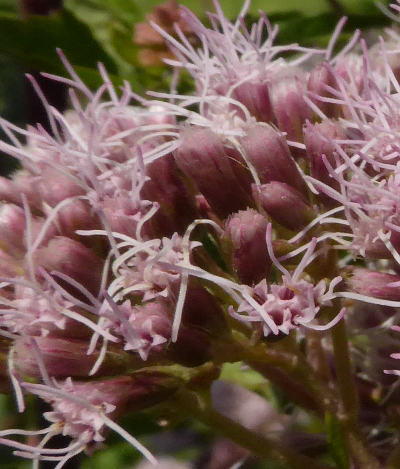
[55,202,98,240]
[240,124,306,194]
[126,300,172,361]
[102,195,154,239]
[225,209,270,285]
[9,171,41,209]
[0,248,23,277]
[232,81,272,123]
[0,203,59,256]
[141,154,197,236]
[51,372,180,426]
[174,128,252,219]
[346,268,400,301]
[334,53,363,92]
[168,325,212,367]
[34,237,103,295]
[307,62,338,118]
[0,176,19,204]
[253,182,316,231]
[182,283,228,337]
[304,120,344,205]
[13,337,130,379]
[270,73,312,142]
[165,283,230,367]
[38,169,85,206]
[0,203,26,254]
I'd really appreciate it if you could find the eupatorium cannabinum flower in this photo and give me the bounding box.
[3,1,400,467]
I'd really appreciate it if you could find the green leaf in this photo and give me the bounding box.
[275,12,390,48]
[219,362,277,403]
[139,0,390,18]
[80,441,141,469]
[0,9,117,75]
[0,0,18,16]
[325,412,349,469]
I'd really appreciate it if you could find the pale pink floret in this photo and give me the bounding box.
[152,1,320,110]
[0,377,156,467]
[0,275,117,346]
[229,232,344,337]
[0,282,70,338]
[100,297,171,360]
[108,233,200,303]
[230,277,335,336]
[0,59,175,248]
[305,129,400,260]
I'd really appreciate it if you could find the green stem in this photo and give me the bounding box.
[237,334,337,416]
[175,389,334,469]
[247,361,323,415]
[346,430,381,469]
[329,313,359,423]
[328,304,381,468]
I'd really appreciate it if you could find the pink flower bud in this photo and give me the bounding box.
[346,268,400,302]
[141,154,197,236]
[307,62,338,118]
[0,176,19,204]
[240,124,306,194]
[181,283,228,337]
[13,337,130,378]
[6,283,91,338]
[64,202,98,238]
[334,53,363,92]
[270,73,312,142]
[17,373,180,458]
[0,248,23,278]
[225,209,270,285]
[168,324,212,367]
[253,182,315,231]
[0,203,26,254]
[122,300,172,360]
[304,120,344,205]
[174,128,252,219]
[0,203,59,256]
[38,169,85,206]
[370,40,400,85]
[232,81,272,123]
[102,195,154,239]
[9,171,41,209]
[34,237,103,295]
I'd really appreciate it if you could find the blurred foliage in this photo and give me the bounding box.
[0,0,392,95]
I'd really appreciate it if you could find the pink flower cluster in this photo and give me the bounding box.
[3,0,400,466]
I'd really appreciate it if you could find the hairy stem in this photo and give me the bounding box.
[329,310,359,422]
[328,303,381,468]
[239,334,337,416]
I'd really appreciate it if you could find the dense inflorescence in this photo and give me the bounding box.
[4,1,400,467]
